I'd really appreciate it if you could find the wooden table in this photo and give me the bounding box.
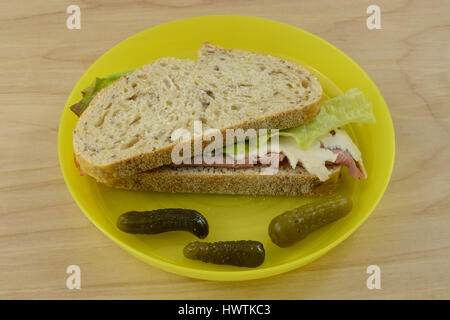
[1,0,448,299]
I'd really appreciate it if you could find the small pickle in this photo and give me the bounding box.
[269,195,353,247]
[183,240,265,268]
[117,208,209,239]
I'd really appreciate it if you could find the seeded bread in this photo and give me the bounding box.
[73,42,323,183]
[102,165,342,197]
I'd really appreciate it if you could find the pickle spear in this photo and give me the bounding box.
[184,240,265,268]
[269,195,353,247]
[117,208,209,239]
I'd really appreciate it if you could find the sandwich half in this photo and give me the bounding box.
[73,42,323,183]
[71,43,375,196]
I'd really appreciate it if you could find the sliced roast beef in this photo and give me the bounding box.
[329,148,365,179]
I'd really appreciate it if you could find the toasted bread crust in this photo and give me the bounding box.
[102,165,341,196]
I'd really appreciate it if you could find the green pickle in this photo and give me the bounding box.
[269,195,353,247]
[183,240,265,268]
[117,208,209,239]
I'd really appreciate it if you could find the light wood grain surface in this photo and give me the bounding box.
[1,0,449,299]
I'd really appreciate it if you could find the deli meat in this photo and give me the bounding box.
[171,149,365,179]
[329,148,365,179]
[172,153,285,169]
[257,152,286,165]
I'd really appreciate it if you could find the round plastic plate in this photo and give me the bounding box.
[58,15,395,281]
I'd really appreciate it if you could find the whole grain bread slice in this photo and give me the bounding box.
[73,43,323,183]
[102,165,342,197]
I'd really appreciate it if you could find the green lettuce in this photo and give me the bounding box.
[69,69,134,117]
[223,88,376,156]
[277,88,376,149]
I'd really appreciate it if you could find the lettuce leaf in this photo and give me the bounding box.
[277,88,376,149]
[222,88,376,156]
[69,69,134,117]
[222,134,264,157]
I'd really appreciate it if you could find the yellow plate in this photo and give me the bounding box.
[58,15,395,281]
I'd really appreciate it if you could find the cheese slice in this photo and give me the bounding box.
[273,129,365,181]
[275,136,338,181]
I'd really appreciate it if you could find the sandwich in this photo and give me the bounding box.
[71,42,375,196]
